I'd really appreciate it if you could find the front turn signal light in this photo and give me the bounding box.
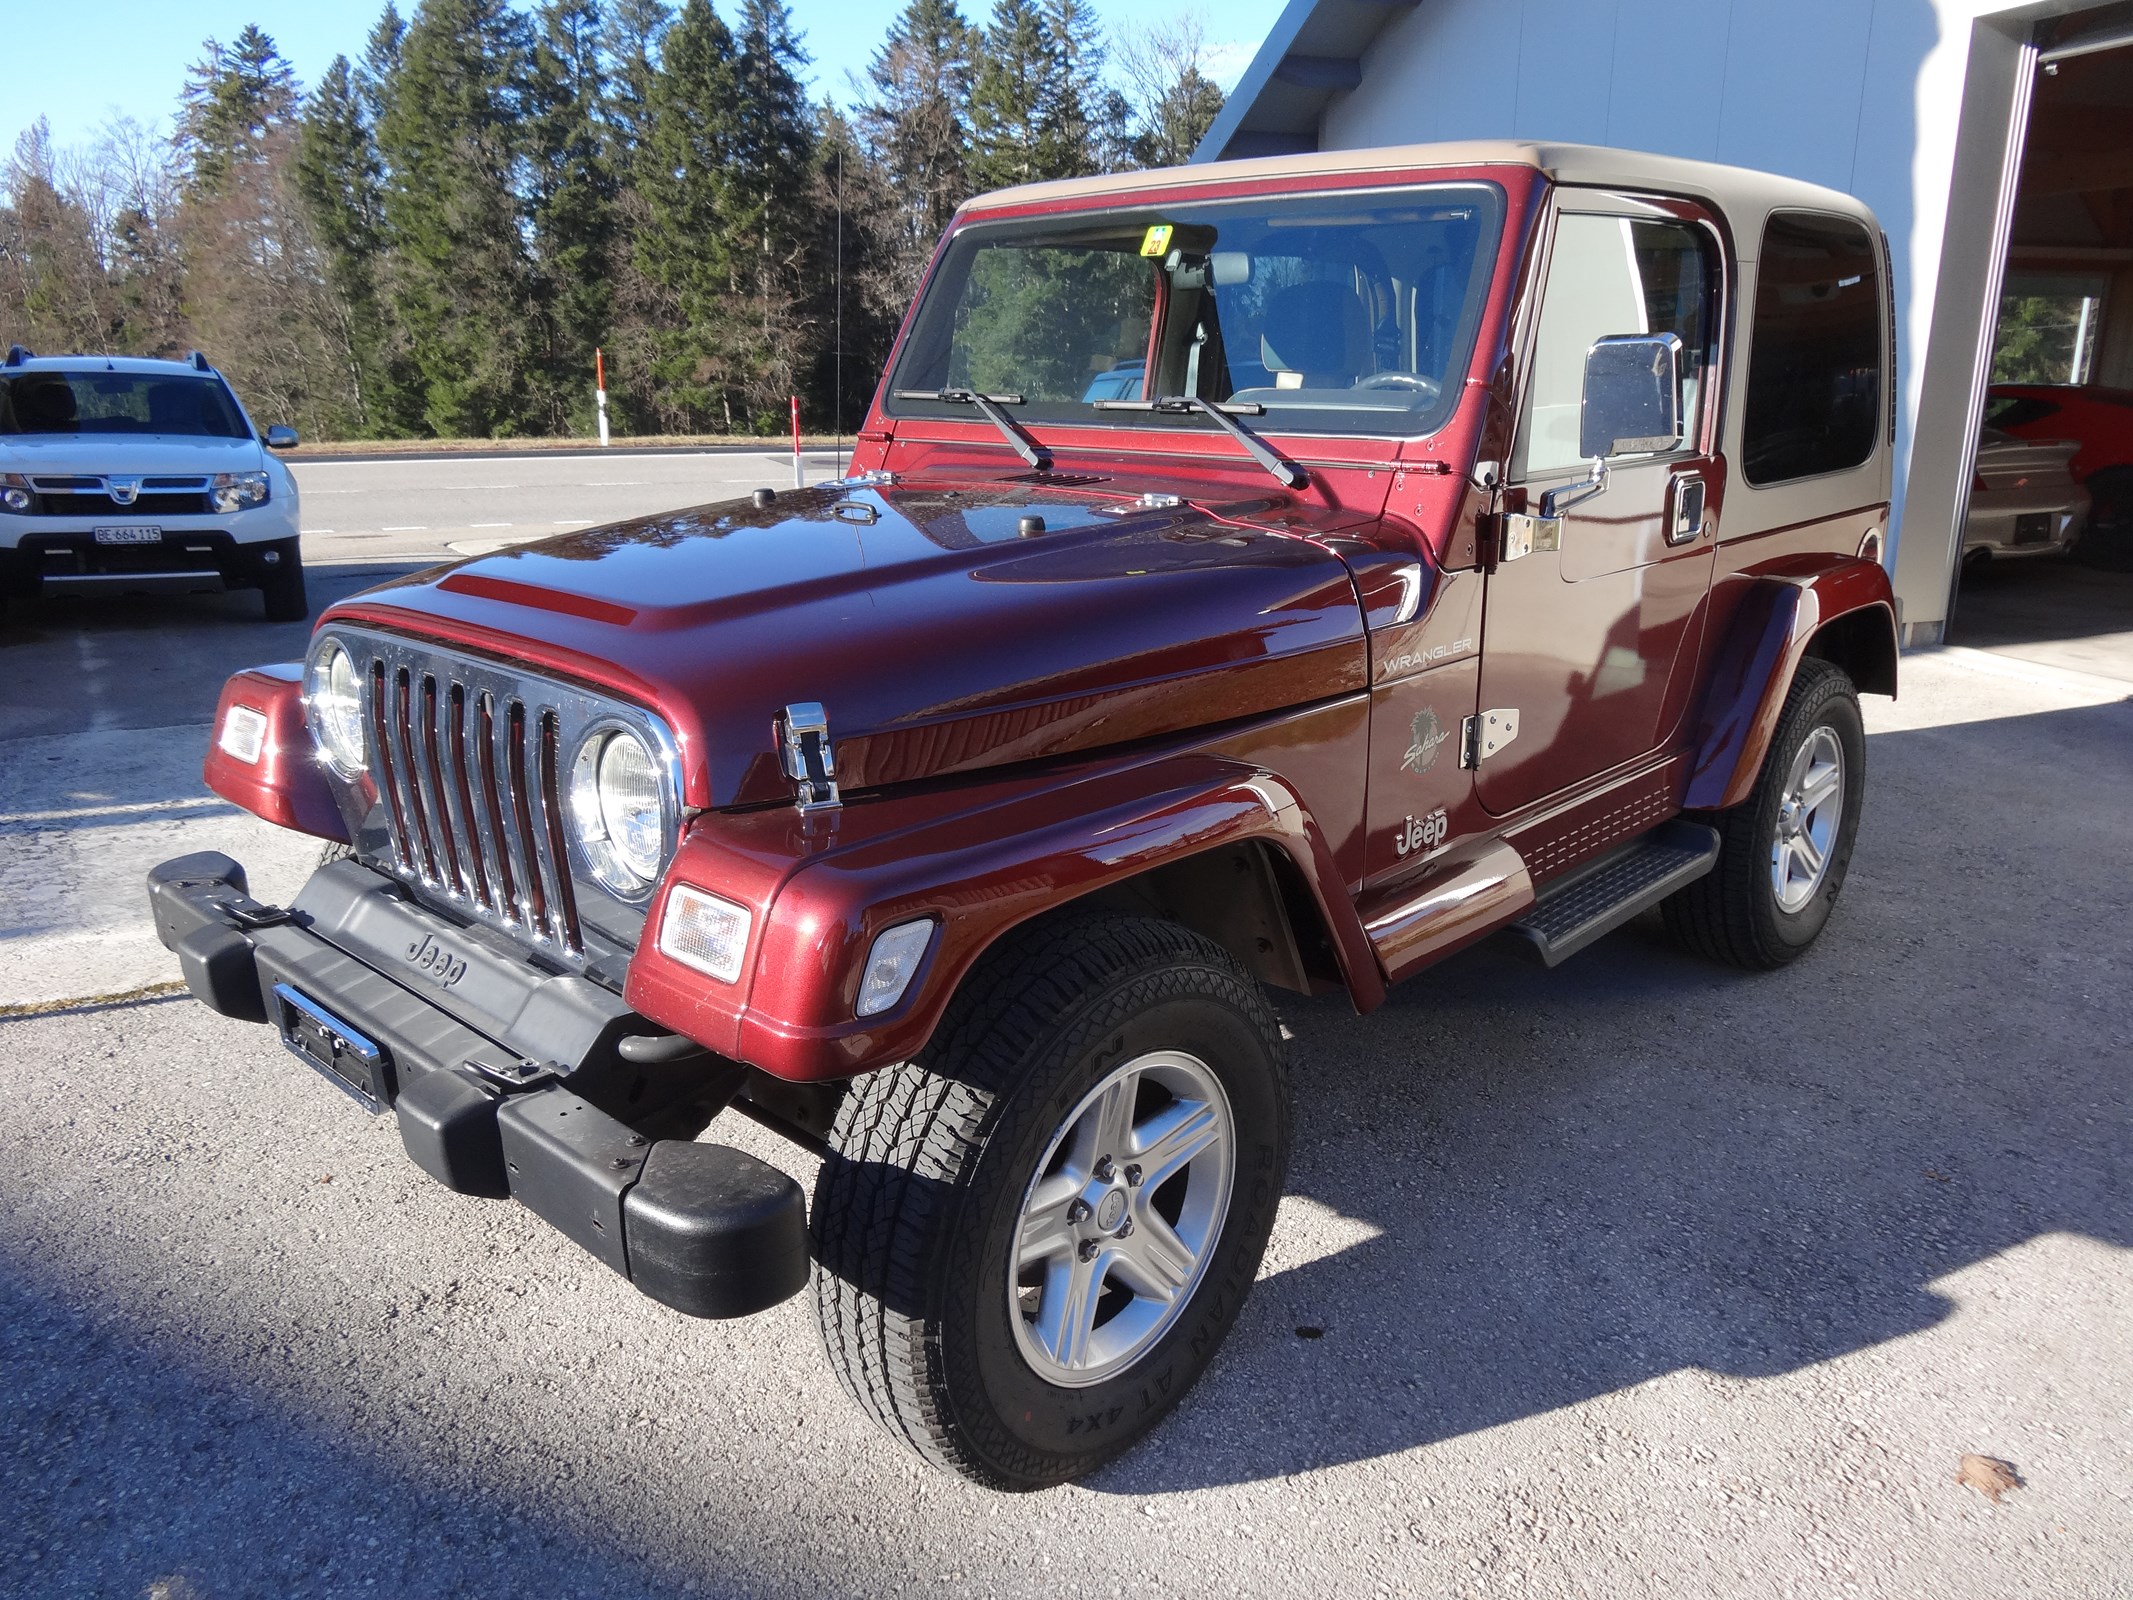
[658,884,752,985]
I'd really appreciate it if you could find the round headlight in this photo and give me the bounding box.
[570,726,667,895]
[306,639,366,775]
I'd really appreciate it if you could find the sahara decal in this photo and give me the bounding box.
[1401,707,1453,774]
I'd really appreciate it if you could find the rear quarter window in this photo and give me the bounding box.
[1742,212,1882,486]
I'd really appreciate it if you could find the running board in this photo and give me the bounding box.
[1507,821,1720,967]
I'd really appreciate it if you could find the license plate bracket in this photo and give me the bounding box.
[274,983,395,1112]
[92,525,163,544]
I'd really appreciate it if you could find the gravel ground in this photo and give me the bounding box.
[1,648,2128,1598]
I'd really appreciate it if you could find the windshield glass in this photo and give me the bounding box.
[0,371,251,439]
[888,183,1503,440]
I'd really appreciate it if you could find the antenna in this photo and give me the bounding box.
[834,139,845,478]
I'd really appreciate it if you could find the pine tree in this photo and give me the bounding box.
[358,5,407,126]
[631,0,745,430]
[602,0,672,158]
[175,25,300,199]
[727,0,819,424]
[967,0,1055,192]
[1035,0,1120,178]
[374,0,538,436]
[527,0,619,431]
[859,0,974,294]
[295,54,416,434]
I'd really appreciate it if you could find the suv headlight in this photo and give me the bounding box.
[304,637,367,776]
[570,724,671,897]
[1,472,30,512]
[210,471,270,512]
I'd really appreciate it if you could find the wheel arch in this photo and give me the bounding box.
[1684,558,1895,812]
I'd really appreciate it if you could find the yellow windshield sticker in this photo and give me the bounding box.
[1139,224,1173,258]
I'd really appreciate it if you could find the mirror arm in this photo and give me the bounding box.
[1538,458,1608,520]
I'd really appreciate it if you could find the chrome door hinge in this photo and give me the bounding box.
[778,701,840,812]
[1462,708,1520,767]
[1499,512,1560,563]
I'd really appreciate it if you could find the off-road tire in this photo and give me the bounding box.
[1664,659,1865,969]
[260,538,309,622]
[810,911,1290,1490]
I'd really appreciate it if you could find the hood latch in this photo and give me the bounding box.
[778,702,841,813]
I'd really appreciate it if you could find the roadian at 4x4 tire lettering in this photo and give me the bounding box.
[154,140,1899,1488]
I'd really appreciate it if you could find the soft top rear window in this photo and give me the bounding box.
[1742,211,1882,486]
[888,184,1505,441]
[0,371,251,439]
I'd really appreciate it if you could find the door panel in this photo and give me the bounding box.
[1477,205,1725,818]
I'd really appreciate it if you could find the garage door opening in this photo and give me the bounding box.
[1952,18,2133,680]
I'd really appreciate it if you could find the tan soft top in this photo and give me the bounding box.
[959,140,1879,255]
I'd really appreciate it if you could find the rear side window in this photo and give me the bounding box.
[1742,212,1881,486]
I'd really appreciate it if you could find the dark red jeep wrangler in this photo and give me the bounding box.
[151,141,1898,1489]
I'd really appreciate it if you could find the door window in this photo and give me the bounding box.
[1514,213,1718,478]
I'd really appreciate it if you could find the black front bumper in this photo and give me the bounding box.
[4,529,289,597]
[146,852,808,1320]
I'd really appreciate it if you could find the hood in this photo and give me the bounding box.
[328,479,1369,808]
[0,433,266,475]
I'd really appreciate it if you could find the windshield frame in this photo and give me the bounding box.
[884,179,1508,446]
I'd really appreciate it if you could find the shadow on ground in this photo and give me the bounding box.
[0,563,435,743]
[0,695,2126,1590]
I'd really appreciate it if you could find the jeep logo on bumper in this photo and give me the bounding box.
[404,932,469,988]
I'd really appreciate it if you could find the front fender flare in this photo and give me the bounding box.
[624,752,1381,1082]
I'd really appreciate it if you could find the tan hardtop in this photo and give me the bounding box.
[959,140,1879,256]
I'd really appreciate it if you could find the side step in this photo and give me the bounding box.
[1508,820,1720,967]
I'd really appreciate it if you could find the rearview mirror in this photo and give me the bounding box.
[1579,333,1683,459]
[265,424,299,449]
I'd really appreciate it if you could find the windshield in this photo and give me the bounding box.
[0,371,251,439]
[888,183,1504,440]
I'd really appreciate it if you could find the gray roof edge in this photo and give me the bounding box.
[1191,0,1323,163]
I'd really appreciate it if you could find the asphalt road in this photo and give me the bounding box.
[287,447,852,566]
[0,468,2129,1596]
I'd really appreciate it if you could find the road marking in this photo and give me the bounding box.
[301,528,335,534]
[470,522,514,528]
[583,480,644,486]
[552,518,594,525]
[382,525,429,531]
[2,795,233,827]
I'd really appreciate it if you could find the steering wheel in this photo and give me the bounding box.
[1354,371,1441,400]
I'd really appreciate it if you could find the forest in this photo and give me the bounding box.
[0,0,1226,441]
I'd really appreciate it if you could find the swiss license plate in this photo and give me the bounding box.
[92,525,163,544]
[273,983,395,1111]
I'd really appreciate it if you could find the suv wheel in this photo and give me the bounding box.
[259,537,309,622]
[1665,658,1865,969]
[810,912,1289,1490]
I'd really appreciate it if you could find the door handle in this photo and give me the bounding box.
[1667,473,1708,545]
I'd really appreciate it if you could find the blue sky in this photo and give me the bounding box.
[4,0,1282,154]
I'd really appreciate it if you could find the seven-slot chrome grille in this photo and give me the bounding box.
[316,627,681,964]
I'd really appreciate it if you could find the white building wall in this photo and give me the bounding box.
[1316,0,2063,639]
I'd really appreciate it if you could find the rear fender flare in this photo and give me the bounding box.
[1684,558,1896,812]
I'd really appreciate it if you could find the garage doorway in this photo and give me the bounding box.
[1952,10,2133,682]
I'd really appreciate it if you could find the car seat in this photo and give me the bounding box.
[1259,281,1372,389]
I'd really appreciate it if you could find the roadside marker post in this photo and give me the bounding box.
[791,396,803,488]
[596,348,610,448]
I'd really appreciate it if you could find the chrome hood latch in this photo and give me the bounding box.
[778,702,841,813]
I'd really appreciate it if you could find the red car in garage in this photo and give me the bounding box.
[1985,384,2133,554]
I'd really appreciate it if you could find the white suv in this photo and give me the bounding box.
[0,347,307,621]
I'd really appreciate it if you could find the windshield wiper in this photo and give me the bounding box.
[1093,395,1307,490]
[892,388,1052,472]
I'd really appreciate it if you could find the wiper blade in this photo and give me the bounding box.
[1093,395,1307,490]
[892,388,1053,472]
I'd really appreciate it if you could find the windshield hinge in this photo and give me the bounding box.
[778,702,841,813]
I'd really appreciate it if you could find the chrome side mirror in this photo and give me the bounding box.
[1579,332,1683,460]
[265,424,299,449]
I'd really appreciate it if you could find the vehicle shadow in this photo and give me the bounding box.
[1091,696,2133,1491]
[0,561,435,743]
